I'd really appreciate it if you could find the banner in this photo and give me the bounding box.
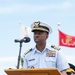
[58,30,75,48]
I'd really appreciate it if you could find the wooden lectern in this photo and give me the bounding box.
[4,68,61,75]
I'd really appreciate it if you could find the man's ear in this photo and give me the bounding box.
[46,34,49,39]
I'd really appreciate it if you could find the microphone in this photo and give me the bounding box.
[14,37,30,43]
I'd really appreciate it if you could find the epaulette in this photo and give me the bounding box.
[51,45,61,51]
[24,48,32,55]
[66,68,75,73]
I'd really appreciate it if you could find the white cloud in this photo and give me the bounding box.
[62,1,72,8]
[0,1,72,14]
[0,56,17,62]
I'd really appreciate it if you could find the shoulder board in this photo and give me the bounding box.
[51,45,61,51]
[24,48,32,55]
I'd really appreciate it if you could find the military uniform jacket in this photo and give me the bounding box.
[23,44,69,71]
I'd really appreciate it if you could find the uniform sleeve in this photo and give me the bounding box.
[56,51,70,71]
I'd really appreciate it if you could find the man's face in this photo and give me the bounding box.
[33,31,48,44]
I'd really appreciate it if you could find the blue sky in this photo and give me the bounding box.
[0,0,75,75]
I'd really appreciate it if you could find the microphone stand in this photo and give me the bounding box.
[15,37,30,69]
[17,41,23,69]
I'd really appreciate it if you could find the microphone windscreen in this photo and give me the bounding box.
[24,37,30,43]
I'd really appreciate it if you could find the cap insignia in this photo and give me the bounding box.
[34,21,40,28]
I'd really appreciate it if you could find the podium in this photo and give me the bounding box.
[4,68,61,75]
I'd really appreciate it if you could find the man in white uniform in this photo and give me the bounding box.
[23,21,69,75]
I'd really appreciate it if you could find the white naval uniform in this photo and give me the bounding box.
[23,44,69,71]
